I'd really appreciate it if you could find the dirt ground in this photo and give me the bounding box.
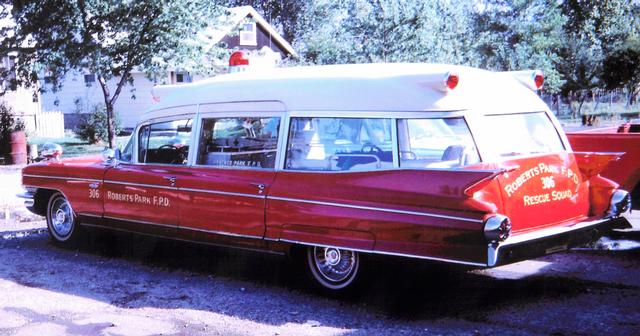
[1,166,639,336]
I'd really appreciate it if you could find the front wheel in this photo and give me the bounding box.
[306,246,360,291]
[46,192,79,244]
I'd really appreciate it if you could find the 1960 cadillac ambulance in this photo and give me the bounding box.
[20,63,632,291]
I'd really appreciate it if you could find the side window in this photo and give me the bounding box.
[398,117,479,169]
[137,119,192,165]
[286,117,393,171]
[197,117,280,169]
[119,135,134,163]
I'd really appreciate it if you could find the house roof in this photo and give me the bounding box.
[200,6,298,59]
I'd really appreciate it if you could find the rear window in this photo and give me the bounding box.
[485,112,564,157]
[398,117,480,168]
[286,117,394,171]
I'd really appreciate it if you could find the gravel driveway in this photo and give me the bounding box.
[1,165,639,335]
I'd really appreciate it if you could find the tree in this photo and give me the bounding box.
[558,0,637,94]
[295,0,478,66]
[475,0,566,93]
[0,1,226,148]
[602,38,640,106]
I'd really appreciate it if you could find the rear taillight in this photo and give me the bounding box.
[608,190,631,218]
[484,214,511,243]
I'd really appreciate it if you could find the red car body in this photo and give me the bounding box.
[20,64,632,290]
[567,123,640,208]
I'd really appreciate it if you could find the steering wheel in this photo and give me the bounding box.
[361,143,382,153]
[158,144,178,151]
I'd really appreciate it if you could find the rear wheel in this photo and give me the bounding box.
[46,192,79,244]
[306,246,360,291]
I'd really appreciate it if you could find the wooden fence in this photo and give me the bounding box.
[34,110,65,138]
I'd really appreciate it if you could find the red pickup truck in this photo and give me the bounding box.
[566,122,640,209]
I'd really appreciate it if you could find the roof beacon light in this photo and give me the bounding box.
[229,50,250,73]
[445,71,459,90]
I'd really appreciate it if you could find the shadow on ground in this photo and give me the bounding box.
[3,228,637,327]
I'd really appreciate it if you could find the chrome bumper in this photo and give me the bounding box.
[487,215,632,267]
[16,190,35,208]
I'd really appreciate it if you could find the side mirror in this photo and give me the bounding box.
[102,148,121,166]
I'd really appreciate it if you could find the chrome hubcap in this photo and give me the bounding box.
[312,247,357,283]
[50,198,73,237]
[325,248,341,266]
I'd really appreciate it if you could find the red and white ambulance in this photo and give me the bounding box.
[20,63,632,290]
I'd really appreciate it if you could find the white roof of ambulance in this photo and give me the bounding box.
[142,63,549,122]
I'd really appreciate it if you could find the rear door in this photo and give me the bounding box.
[479,112,590,232]
[177,106,284,239]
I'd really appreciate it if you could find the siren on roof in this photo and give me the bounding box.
[229,50,250,73]
[151,84,182,103]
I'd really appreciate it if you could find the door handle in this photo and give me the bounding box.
[250,183,266,194]
[163,176,177,187]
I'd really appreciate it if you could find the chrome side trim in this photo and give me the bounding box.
[103,180,176,191]
[103,216,177,229]
[279,167,502,174]
[23,174,102,183]
[179,226,263,240]
[279,239,486,267]
[267,196,482,223]
[180,187,265,199]
[571,151,626,156]
[77,213,102,219]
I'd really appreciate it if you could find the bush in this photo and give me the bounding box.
[0,102,25,157]
[75,105,121,144]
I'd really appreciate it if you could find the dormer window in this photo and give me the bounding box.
[239,22,257,46]
[175,72,191,84]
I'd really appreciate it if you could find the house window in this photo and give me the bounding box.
[84,74,96,87]
[239,22,257,46]
[175,72,191,84]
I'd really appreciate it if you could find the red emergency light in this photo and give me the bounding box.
[533,71,544,90]
[445,72,459,90]
[229,51,249,66]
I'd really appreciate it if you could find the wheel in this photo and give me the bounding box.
[46,192,79,244]
[306,246,360,290]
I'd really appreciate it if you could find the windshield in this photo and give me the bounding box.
[484,112,564,157]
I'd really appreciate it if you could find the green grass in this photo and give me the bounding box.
[28,135,131,158]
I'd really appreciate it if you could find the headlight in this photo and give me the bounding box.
[608,190,631,218]
[484,215,511,243]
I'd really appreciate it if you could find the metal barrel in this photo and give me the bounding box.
[10,131,27,165]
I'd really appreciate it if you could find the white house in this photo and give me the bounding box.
[41,6,297,130]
